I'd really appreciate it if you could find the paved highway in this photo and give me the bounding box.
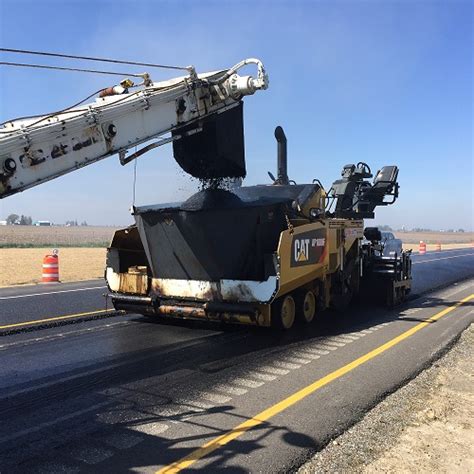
[1,248,472,331]
[0,248,472,472]
[0,247,472,390]
[0,280,109,329]
[411,247,474,291]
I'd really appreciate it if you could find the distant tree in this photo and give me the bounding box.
[19,215,33,225]
[6,214,19,225]
[457,228,465,233]
[378,225,393,231]
[81,221,88,226]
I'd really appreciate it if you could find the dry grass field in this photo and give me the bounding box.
[395,231,473,245]
[0,227,472,287]
[0,248,107,287]
[0,225,118,248]
[395,231,473,252]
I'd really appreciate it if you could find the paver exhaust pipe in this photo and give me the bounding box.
[275,126,289,185]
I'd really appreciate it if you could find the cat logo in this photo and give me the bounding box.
[291,230,326,267]
[294,238,310,262]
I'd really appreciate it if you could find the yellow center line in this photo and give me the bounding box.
[158,293,474,474]
[0,309,118,330]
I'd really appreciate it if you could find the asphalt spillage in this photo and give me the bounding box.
[197,176,243,192]
[180,188,245,211]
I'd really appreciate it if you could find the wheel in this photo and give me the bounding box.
[331,257,359,312]
[386,283,405,307]
[295,290,316,323]
[271,294,296,330]
[399,287,406,303]
[396,286,407,305]
[385,283,395,307]
[331,280,353,312]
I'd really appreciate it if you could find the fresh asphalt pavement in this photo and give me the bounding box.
[0,280,108,327]
[0,249,472,471]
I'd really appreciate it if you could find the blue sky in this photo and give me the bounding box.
[0,0,472,230]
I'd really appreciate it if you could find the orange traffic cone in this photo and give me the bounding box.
[419,241,427,255]
[42,249,59,283]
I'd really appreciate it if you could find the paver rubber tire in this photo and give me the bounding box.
[271,294,296,330]
[295,290,316,323]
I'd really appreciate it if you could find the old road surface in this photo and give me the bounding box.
[0,248,473,472]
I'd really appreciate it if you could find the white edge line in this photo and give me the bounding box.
[0,285,107,300]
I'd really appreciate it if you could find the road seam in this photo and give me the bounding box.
[97,330,378,440]
[105,322,378,455]
[0,321,131,351]
[0,309,120,332]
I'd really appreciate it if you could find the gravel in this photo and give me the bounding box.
[298,323,474,473]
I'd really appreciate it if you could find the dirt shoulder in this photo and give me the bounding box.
[299,324,473,473]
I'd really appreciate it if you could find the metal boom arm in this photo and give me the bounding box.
[0,58,268,198]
